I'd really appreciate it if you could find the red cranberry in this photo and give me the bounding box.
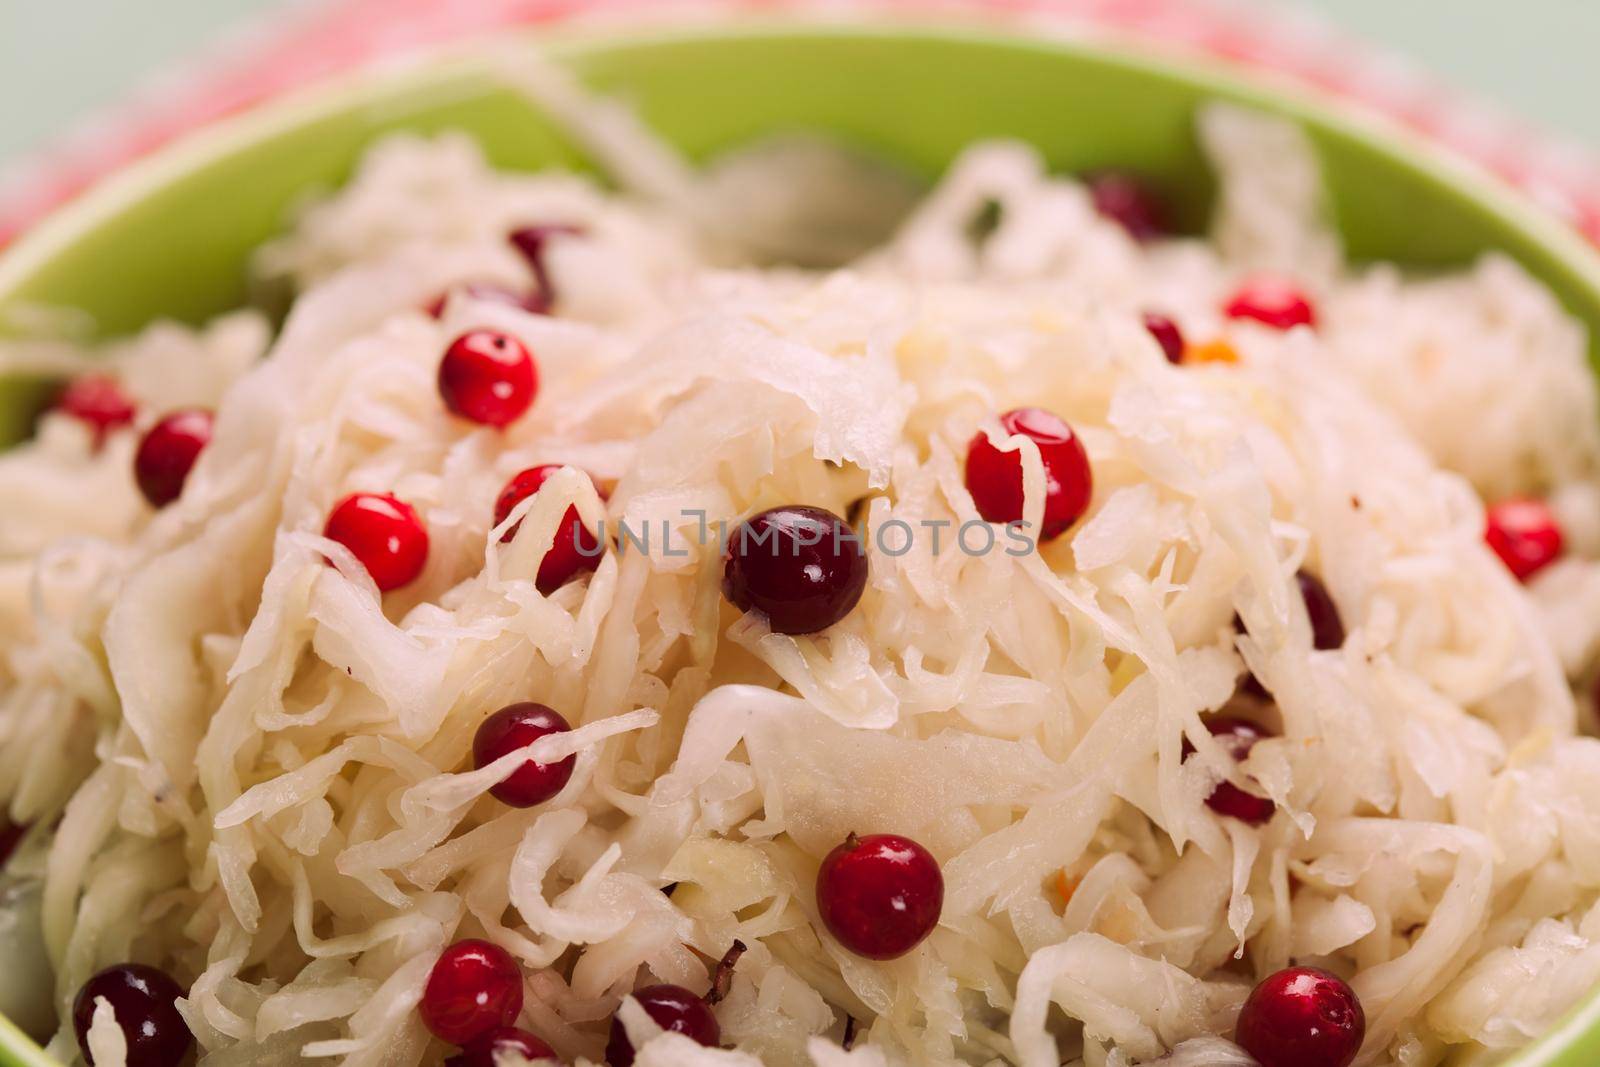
[419,940,524,1046]
[57,375,136,447]
[1485,498,1563,582]
[1224,278,1317,330]
[816,833,944,960]
[323,492,429,592]
[133,409,213,508]
[438,330,538,428]
[1143,312,1185,364]
[446,1026,558,1067]
[0,821,23,866]
[72,963,192,1067]
[1296,571,1345,651]
[1237,673,1270,701]
[1188,718,1277,825]
[721,505,868,635]
[1236,572,1343,651]
[494,465,603,594]
[1233,571,1342,697]
[605,985,720,1067]
[1235,966,1365,1067]
[1086,172,1166,241]
[509,224,584,312]
[472,702,577,808]
[426,283,540,319]
[965,408,1093,541]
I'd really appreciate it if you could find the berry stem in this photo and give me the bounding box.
[706,940,747,1006]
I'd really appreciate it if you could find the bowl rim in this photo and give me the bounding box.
[4,20,1600,303]
[2,18,1600,1067]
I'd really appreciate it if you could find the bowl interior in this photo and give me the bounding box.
[2,21,1600,1067]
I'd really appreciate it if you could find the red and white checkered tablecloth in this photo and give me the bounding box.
[3,0,1599,251]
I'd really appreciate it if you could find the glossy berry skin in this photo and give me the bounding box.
[816,833,944,960]
[438,330,539,428]
[1224,278,1317,330]
[133,409,213,508]
[605,984,720,1067]
[426,283,540,320]
[965,408,1093,541]
[1143,312,1185,364]
[323,493,429,592]
[1085,172,1166,242]
[72,963,192,1067]
[57,375,137,447]
[494,465,604,594]
[472,702,578,808]
[1193,718,1277,825]
[721,506,868,635]
[1235,966,1366,1067]
[445,1026,558,1067]
[419,940,525,1046]
[1485,497,1564,582]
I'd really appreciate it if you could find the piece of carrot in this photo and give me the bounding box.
[1185,339,1240,365]
[1055,869,1081,907]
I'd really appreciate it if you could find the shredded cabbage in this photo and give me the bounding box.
[2,59,1600,1067]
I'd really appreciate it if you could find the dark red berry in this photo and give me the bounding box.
[509,224,584,312]
[1224,278,1317,330]
[426,283,541,320]
[438,330,538,428]
[816,833,944,960]
[0,821,23,867]
[472,702,577,808]
[605,985,720,1067]
[721,505,867,635]
[1233,571,1342,697]
[1188,717,1276,825]
[494,465,604,594]
[1086,172,1166,241]
[965,408,1093,541]
[133,409,212,508]
[1485,498,1563,582]
[1296,571,1345,651]
[1238,672,1270,701]
[445,1026,558,1067]
[323,492,429,592]
[1235,966,1365,1067]
[72,963,192,1067]
[419,940,524,1046]
[1143,312,1185,364]
[1235,572,1343,651]
[57,375,137,447]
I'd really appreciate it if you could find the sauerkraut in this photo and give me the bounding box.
[3,58,1600,1067]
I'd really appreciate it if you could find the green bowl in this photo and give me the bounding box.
[4,21,1600,1067]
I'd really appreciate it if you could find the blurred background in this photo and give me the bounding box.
[1,0,1597,167]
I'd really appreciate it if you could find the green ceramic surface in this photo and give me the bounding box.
[3,21,1600,1067]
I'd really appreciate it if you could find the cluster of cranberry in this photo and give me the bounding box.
[414,832,946,1066]
[85,228,604,602]
[1097,173,1568,583]
[1093,177,1365,1067]
[432,695,948,1060]
[44,189,1563,1067]
[1087,170,1314,367]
